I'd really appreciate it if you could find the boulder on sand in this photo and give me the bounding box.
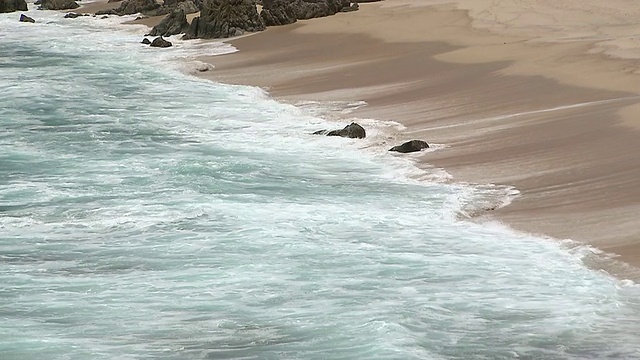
[313,122,366,139]
[150,36,172,47]
[389,140,430,153]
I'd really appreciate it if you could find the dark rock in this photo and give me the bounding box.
[107,0,121,2]
[64,11,85,17]
[150,36,172,47]
[340,2,357,12]
[295,0,351,19]
[314,122,366,139]
[182,0,265,39]
[260,0,296,26]
[174,0,198,13]
[149,8,189,36]
[141,0,198,16]
[0,0,27,13]
[389,140,430,153]
[141,37,151,44]
[19,13,35,22]
[38,0,79,10]
[103,0,160,15]
[119,0,160,14]
[260,0,354,25]
[163,0,201,11]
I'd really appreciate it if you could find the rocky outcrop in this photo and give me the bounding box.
[148,8,189,36]
[97,0,199,17]
[0,0,27,13]
[294,0,351,19]
[260,0,354,26]
[183,0,265,39]
[260,0,297,25]
[313,122,366,139]
[143,0,198,16]
[163,0,200,13]
[19,13,35,22]
[141,37,151,44]
[117,0,160,13]
[38,0,79,10]
[150,36,172,47]
[389,140,429,153]
[96,0,159,15]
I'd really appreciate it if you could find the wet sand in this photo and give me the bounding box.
[76,0,640,275]
[194,1,640,275]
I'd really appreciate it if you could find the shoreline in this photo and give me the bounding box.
[190,1,640,277]
[76,0,640,277]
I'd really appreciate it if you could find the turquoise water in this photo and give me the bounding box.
[2,6,640,360]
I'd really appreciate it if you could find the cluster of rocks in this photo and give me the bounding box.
[0,0,27,13]
[141,36,173,47]
[37,0,79,10]
[95,0,199,17]
[261,0,356,26]
[313,123,430,154]
[80,0,370,42]
[182,0,264,39]
[180,0,366,39]
[3,0,377,40]
[2,0,86,14]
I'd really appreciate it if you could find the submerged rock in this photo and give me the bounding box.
[19,13,35,22]
[389,140,429,153]
[150,36,172,48]
[0,0,28,13]
[141,37,151,44]
[313,122,366,139]
[64,12,86,18]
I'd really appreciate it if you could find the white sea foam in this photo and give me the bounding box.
[2,8,640,360]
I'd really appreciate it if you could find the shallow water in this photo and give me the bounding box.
[1,7,640,360]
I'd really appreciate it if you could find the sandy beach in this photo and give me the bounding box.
[189,0,640,276]
[77,0,640,275]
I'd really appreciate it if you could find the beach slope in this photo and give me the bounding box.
[196,0,640,271]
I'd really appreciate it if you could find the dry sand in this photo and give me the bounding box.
[196,0,640,277]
